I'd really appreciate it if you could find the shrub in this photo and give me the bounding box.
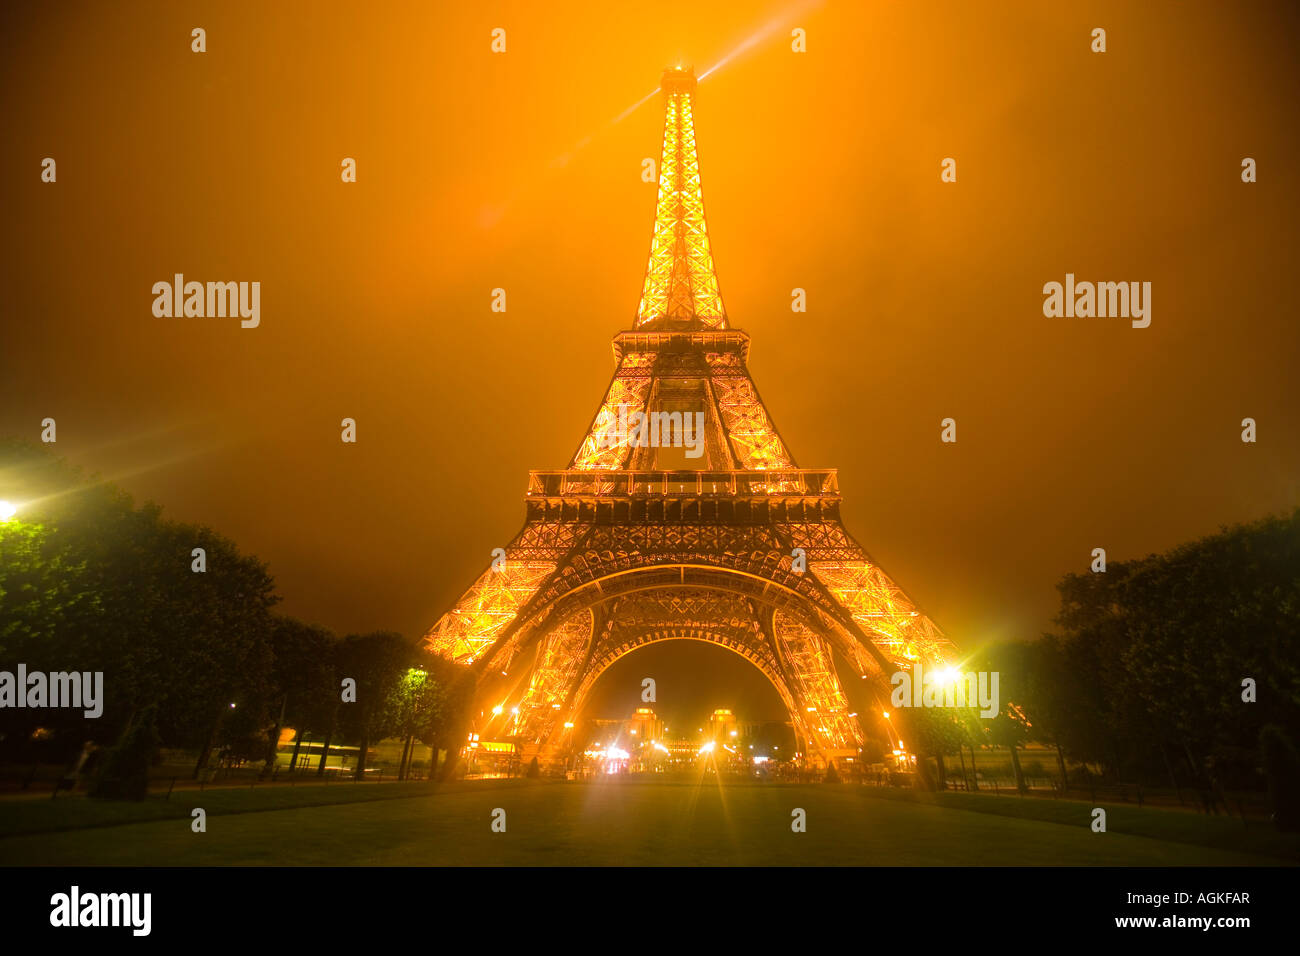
[89,707,160,801]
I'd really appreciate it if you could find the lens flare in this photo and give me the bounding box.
[698,0,826,82]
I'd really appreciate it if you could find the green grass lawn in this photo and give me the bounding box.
[854,787,1300,862]
[0,778,1289,866]
[0,779,512,839]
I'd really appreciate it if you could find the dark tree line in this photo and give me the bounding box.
[1038,509,1299,801]
[901,510,1300,828]
[0,440,466,794]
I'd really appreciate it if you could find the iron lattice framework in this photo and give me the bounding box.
[636,67,726,330]
[422,67,956,764]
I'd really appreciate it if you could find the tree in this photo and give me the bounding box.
[907,707,965,791]
[335,632,412,779]
[425,654,478,781]
[260,618,337,777]
[0,441,278,770]
[391,666,446,779]
[974,642,1034,794]
[146,519,277,775]
[1019,634,1091,789]
[0,508,92,662]
[1050,510,1300,787]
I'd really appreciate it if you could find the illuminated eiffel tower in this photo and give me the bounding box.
[423,67,955,767]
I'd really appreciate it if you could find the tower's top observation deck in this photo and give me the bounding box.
[660,65,698,93]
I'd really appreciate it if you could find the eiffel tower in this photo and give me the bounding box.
[423,66,955,767]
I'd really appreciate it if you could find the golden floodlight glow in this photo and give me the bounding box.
[0,501,17,521]
[491,704,504,716]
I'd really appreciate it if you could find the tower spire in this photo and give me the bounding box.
[635,66,727,330]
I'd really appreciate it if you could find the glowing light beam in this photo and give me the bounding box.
[698,0,825,82]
